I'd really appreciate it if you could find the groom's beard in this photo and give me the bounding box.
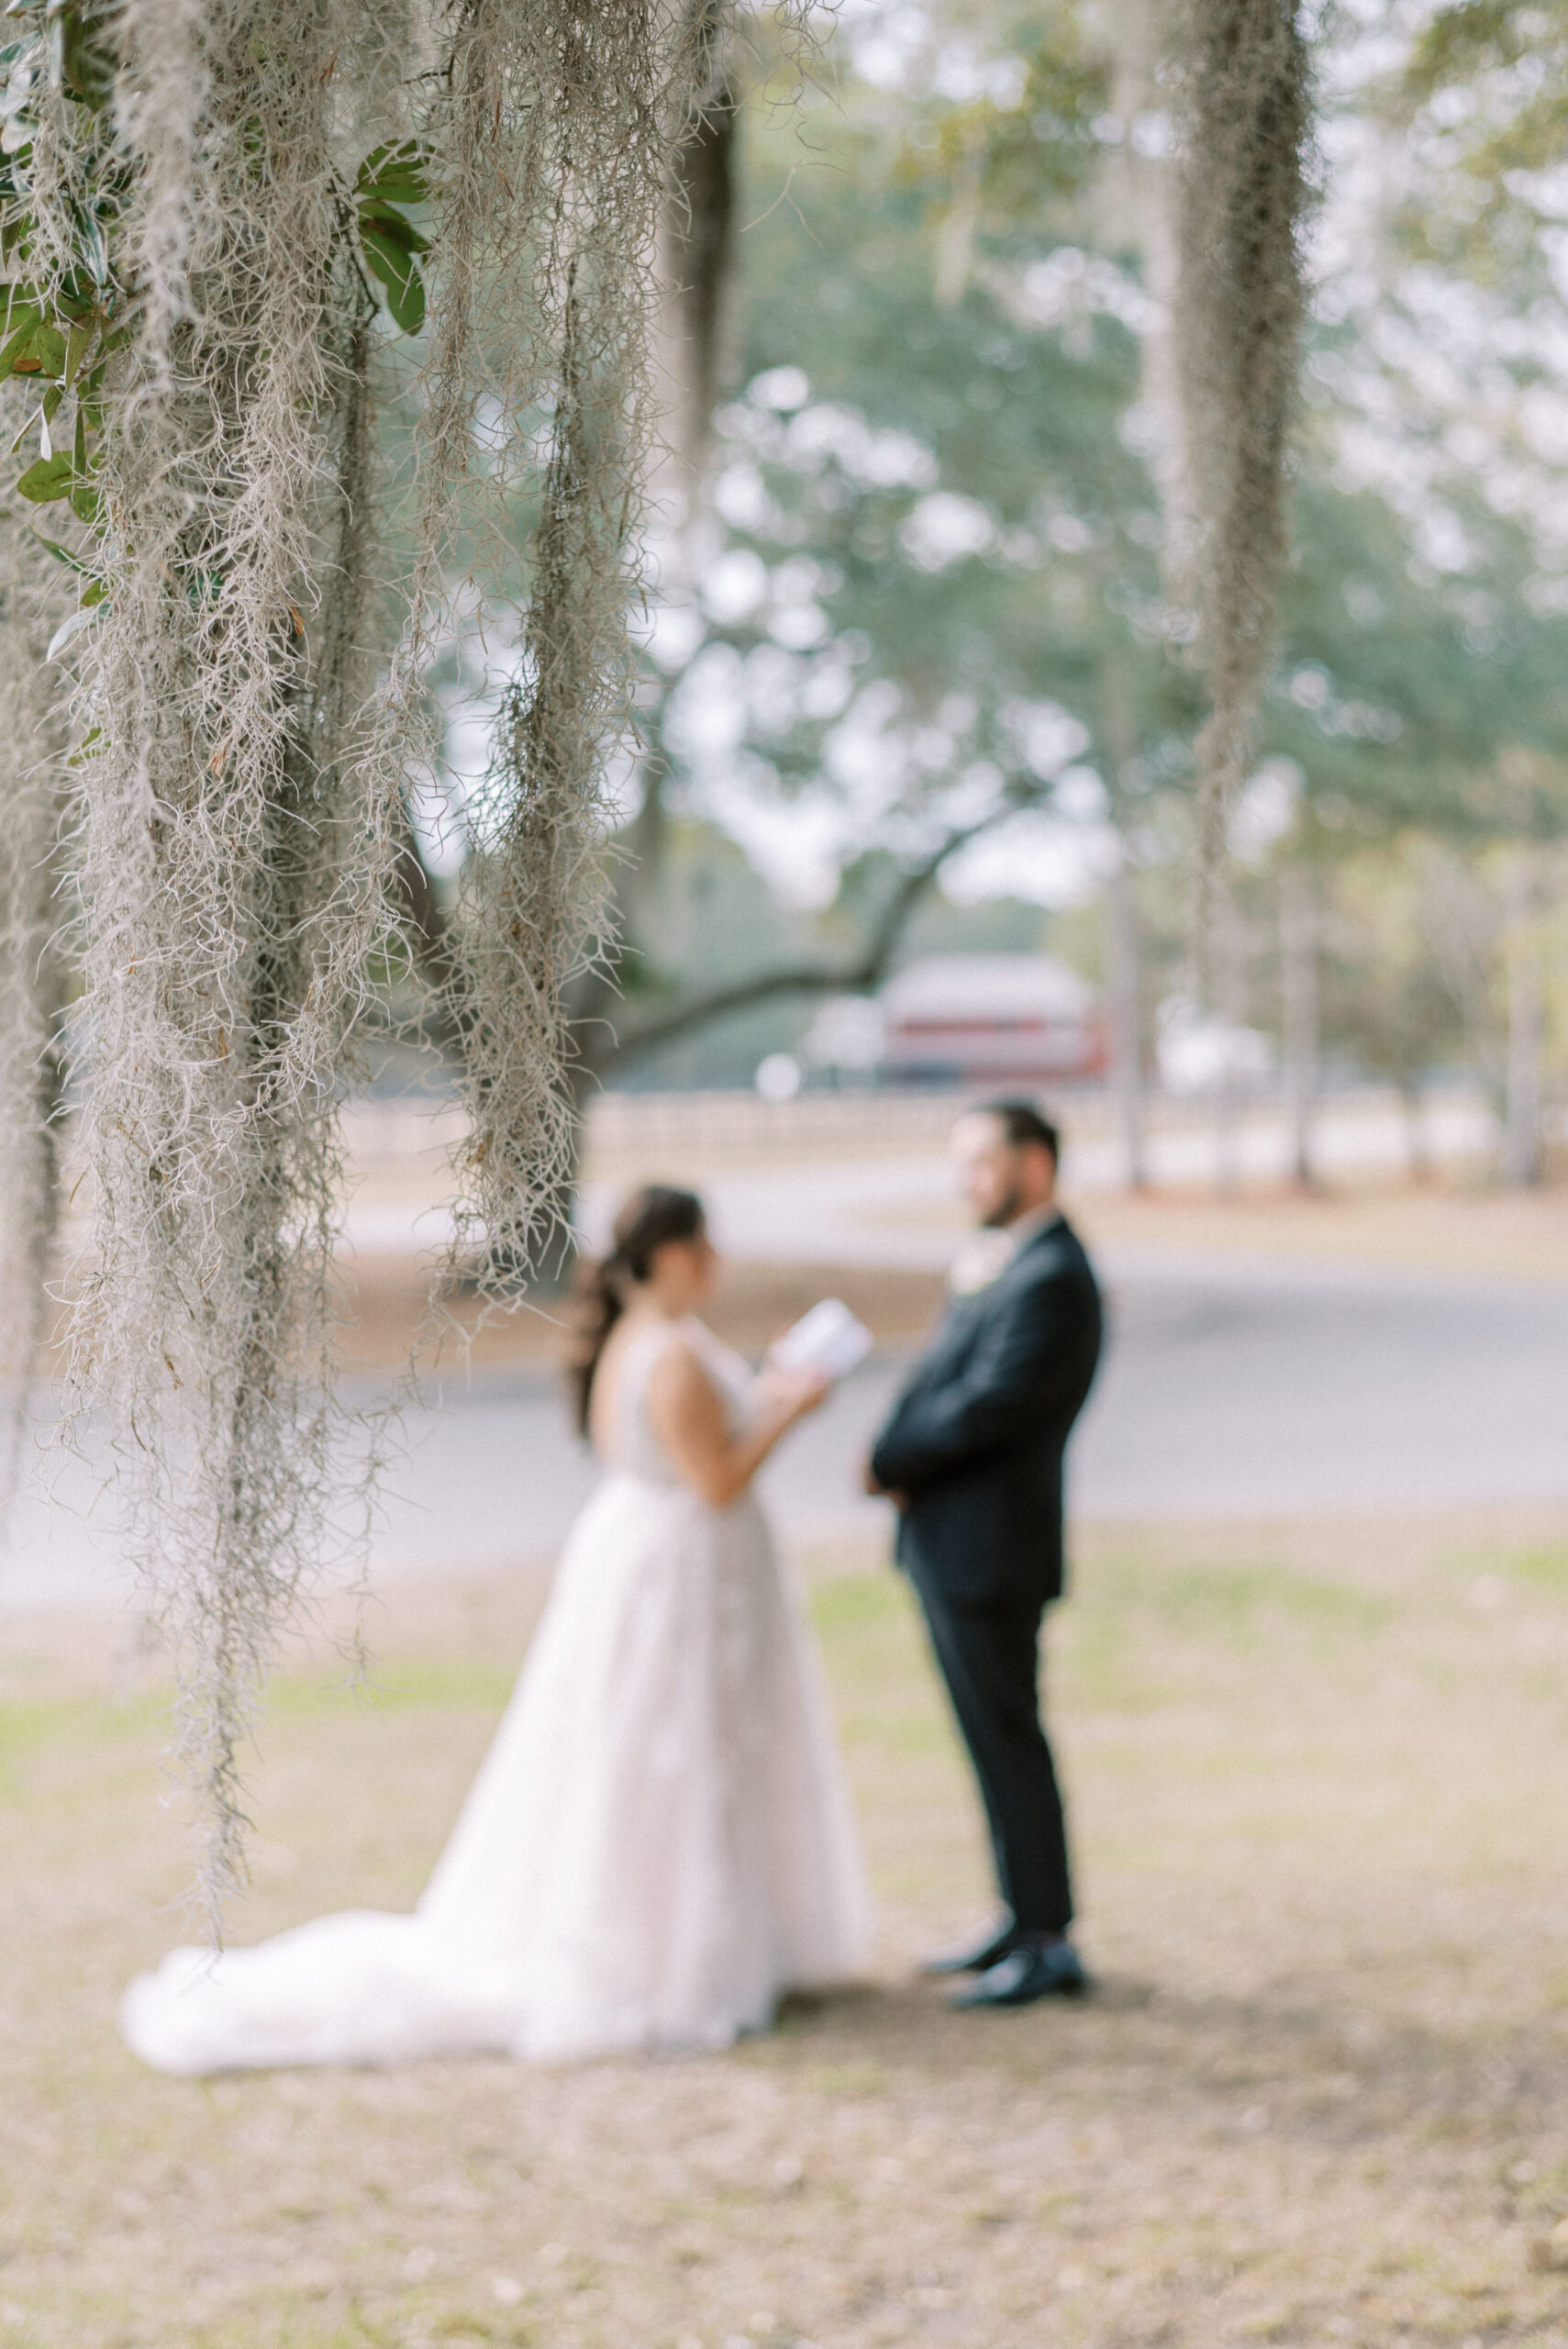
[981,1181,1025,1231]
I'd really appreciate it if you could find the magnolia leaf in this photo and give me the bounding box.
[359,165,429,206]
[356,137,431,204]
[31,529,89,573]
[45,598,103,661]
[0,309,38,373]
[361,228,425,332]
[60,2,117,109]
[357,199,428,254]
[75,211,108,286]
[16,450,73,499]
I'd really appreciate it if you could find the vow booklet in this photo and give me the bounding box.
[770,1297,874,1383]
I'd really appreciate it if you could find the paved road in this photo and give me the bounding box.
[345,1092,1500,1258]
[6,1247,1564,1610]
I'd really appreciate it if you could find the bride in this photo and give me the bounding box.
[122,1185,873,2072]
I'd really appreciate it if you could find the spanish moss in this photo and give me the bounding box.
[1169,0,1312,950]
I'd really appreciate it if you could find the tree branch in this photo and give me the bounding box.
[599,810,1006,1070]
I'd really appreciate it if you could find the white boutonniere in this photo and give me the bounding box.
[948,1230,1015,1297]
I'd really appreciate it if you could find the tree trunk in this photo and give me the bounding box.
[1103,845,1147,1190]
[1211,884,1244,1197]
[1279,862,1318,1189]
[1399,1078,1430,1186]
[1502,847,1543,1187]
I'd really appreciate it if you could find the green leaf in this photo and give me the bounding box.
[60,1,117,109]
[356,198,428,254]
[32,320,64,374]
[78,576,105,606]
[63,316,91,381]
[45,600,102,661]
[0,308,39,373]
[72,398,83,472]
[16,451,74,501]
[30,529,89,573]
[74,209,107,286]
[355,138,431,204]
[358,164,430,206]
[68,476,98,523]
[40,378,61,420]
[361,228,426,332]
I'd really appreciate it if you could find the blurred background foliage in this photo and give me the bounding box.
[405,0,1568,1174]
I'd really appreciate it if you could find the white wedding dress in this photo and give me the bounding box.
[121,1318,873,2073]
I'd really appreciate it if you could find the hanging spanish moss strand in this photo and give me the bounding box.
[0,503,72,1492]
[113,0,208,394]
[412,0,727,1298]
[555,8,744,1108]
[1169,0,1311,955]
[51,0,406,1919]
[657,0,740,502]
[0,0,810,1911]
[455,284,628,1288]
[579,0,744,1092]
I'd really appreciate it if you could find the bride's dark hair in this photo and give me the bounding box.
[567,1184,706,1436]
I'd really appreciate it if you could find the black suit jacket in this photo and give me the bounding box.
[869,1214,1103,1609]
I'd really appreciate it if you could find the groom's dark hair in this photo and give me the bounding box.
[979,1099,1060,1164]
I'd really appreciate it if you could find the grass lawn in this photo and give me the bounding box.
[6,1508,1568,2347]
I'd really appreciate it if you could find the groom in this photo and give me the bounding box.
[866,1100,1103,2009]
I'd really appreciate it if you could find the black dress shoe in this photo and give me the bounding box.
[918,1917,1022,1977]
[947,1939,1089,2009]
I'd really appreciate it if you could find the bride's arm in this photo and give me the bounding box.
[647,1341,828,1507]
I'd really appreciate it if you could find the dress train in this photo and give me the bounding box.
[121,1319,873,2072]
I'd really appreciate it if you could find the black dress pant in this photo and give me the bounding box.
[913,1576,1073,1935]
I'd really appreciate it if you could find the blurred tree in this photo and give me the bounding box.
[398,2,1568,1197]
[1318,844,1471,1179]
[562,6,1184,1097]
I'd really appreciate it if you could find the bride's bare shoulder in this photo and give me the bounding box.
[590,1317,704,1447]
[645,1319,712,1385]
[644,1321,724,1417]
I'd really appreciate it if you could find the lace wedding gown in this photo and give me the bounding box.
[121,1319,873,2073]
